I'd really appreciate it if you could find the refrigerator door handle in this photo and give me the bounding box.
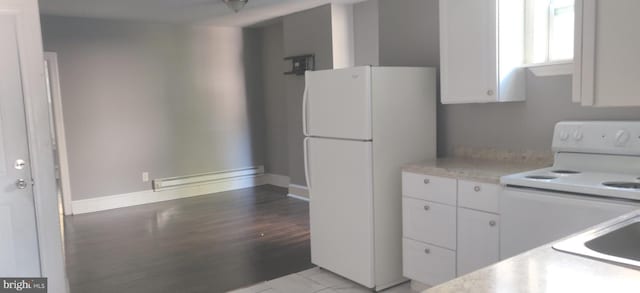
[302,74,310,137]
[303,137,311,190]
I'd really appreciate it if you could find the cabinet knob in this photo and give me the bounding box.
[15,179,28,189]
[423,178,430,184]
[424,205,430,211]
[424,248,430,254]
[489,220,497,227]
[487,89,494,96]
[474,186,481,192]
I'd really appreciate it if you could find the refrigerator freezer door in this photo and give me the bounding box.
[305,66,372,140]
[308,137,374,287]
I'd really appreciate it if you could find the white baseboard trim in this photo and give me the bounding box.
[261,173,290,188]
[287,193,309,202]
[288,184,309,200]
[153,166,264,191]
[72,173,298,215]
[72,175,262,215]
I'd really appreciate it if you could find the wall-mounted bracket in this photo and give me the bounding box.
[284,54,315,76]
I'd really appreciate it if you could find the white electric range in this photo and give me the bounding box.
[500,121,640,259]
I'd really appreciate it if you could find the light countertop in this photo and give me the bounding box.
[425,212,640,293]
[403,157,551,184]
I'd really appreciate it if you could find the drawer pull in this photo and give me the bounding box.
[423,178,430,184]
[489,220,497,227]
[474,186,481,192]
[424,248,430,254]
[424,205,430,211]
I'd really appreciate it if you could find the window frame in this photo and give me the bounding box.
[522,0,575,76]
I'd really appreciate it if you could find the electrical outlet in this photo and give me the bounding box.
[142,172,149,182]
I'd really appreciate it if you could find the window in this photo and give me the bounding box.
[525,0,575,64]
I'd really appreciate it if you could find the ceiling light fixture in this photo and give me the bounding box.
[223,0,248,13]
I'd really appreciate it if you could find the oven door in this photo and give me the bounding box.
[500,187,639,259]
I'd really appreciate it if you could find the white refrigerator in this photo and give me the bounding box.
[303,66,437,290]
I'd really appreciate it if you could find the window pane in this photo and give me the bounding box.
[528,0,550,64]
[549,0,574,61]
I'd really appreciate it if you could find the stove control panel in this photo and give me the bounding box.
[552,121,640,155]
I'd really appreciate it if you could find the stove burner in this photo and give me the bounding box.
[526,175,558,180]
[603,182,640,190]
[551,170,581,174]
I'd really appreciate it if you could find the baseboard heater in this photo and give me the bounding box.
[152,165,265,192]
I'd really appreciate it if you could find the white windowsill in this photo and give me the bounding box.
[522,61,573,77]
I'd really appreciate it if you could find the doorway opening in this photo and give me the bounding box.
[43,52,72,248]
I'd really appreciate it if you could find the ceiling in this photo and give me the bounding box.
[39,0,366,27]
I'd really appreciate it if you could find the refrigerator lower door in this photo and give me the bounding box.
[307,137,375,288]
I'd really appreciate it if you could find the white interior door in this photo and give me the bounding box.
[305,66,372,140]
[307,137,374,287]
[0,14,41,276]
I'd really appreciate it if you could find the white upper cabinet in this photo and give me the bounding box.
[573,0,640,107]
[440,0,526,104]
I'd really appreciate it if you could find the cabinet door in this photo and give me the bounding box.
[440,0,498,104]
[576,0,640,106]
[457,208,499,276]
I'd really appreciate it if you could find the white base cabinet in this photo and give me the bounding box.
[403,238,456,286]
[403,198,457,249]
[402,172,501,286]
[457,208,500,276]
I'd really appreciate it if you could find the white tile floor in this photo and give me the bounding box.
[228,267,417,293]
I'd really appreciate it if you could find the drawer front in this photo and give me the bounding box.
[403,238,456,286]
[402,172,457,205]
[403,197,457,249]
[458,180,501,213]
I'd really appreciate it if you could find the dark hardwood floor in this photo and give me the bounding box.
[63,185,312,293]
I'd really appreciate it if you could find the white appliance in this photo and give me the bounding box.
[500,121,640,259]
[303,66,437,290]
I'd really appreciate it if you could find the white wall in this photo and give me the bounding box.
[331,4,356,69]
[41,16,266,200]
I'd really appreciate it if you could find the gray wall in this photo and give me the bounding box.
[441,73,640,154]
[282,5,334,185]
[378,0,439,67]
[258,22,289,176]
[41,16,266,199]
[373,0,640,155]
[354,0,379,66]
